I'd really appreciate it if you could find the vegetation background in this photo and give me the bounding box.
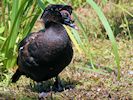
[0,0,133,99]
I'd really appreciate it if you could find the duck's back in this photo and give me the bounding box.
[17,23,73,82]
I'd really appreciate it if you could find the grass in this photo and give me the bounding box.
[0,0,133,99]
[0,38,132,99]
[1,0,43,69]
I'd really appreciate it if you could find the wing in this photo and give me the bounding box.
[18,29,45,49]
[17,32,40,67]
[18,33,33,49]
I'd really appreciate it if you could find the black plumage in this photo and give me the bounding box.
[11,4,76,88]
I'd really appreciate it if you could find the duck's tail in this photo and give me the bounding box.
[11,69,22,83]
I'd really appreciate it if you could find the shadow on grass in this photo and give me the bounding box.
[26,78,80,93]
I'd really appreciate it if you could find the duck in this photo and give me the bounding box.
[11,4,76,90]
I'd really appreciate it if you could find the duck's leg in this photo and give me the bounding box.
[53,76,63,92]
[38,82,49,99]
[36,82,44,92]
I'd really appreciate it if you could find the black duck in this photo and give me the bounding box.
[11,4,76,90]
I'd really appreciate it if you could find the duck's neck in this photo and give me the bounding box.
[44,21,67,36]
[45,21,63,29]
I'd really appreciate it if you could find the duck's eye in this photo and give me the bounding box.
[63,13,68,17]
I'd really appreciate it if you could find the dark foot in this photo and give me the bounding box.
[30,82,44,92]
[36,82,44,92]
[53,76,63,92]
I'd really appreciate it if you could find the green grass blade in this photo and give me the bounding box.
[86,0,120,80]
[64,25,83,54]
[113,3,133,17]
[0,26,5,34]
[46,0,56,4]
[0,36,6,41]
[1,0,38,68]
[2,0,29,68]
[71,29,82,45]
[73,12,95,69]
[38,0,46,10]
[22,9,41,38]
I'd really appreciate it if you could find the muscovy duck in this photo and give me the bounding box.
[11,4,76,89]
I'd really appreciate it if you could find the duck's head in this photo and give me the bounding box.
[41,4,77,29]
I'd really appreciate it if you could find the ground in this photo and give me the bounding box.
[0,2,133,99]
[0,39,132,100]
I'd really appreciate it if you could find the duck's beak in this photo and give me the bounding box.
[68,23,78,30]
[64,17,78,30]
